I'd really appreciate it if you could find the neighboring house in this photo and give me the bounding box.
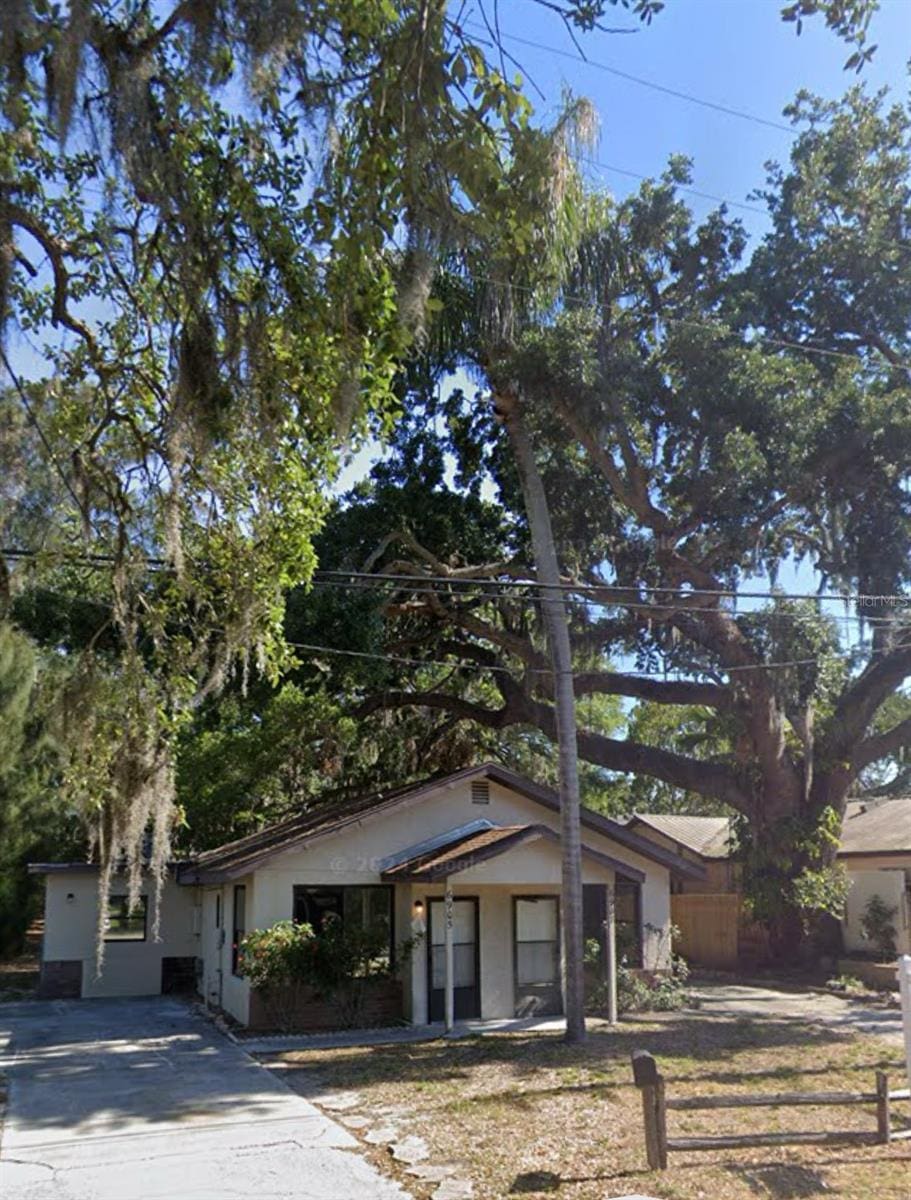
[629,799,911,964]
[30,763,702,1028]
[839,797,911,957]
[624,814,735,894]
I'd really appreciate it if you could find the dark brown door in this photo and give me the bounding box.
[427,897,480,1021]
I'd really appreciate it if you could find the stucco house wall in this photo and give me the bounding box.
[231,777,671,1026]
[33,767,687,1025]
[39,869,199,999]
[841,860,911,956]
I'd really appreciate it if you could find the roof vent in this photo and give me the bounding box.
[471,780,490,805]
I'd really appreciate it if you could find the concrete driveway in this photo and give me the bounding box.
[0,997,410,1200]
[689,981,905,1045]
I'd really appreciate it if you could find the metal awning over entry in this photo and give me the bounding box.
[379,821,646,885]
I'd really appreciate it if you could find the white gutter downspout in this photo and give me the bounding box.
[444,876,455,1034]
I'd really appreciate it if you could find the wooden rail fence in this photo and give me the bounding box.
[631,1050,911,1170]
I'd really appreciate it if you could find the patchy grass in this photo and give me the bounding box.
[262,1013,911,1200]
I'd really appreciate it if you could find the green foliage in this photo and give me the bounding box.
[860,893,898,959]
[621,704,737,816]
[826,973,865,993]
[240,915,417,1031]
[237,919,316,992]
[0,621,83,953]
[735,806,850,926]
[0,0,586,914]
[583,931,690,1015]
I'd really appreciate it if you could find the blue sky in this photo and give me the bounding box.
[340,0,910,606]
[495,0,909,240]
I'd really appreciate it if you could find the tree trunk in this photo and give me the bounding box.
[495,388,586,1043]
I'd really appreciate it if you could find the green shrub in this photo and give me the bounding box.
[860,894,898,960]
[240,916,419,1031]
[825,973,864,994]
[583,932,690,1015]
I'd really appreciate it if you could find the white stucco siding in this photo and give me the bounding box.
[247,778,671,969]
[842,864,911,955]
[218,875,253,1024]
[41,870,199,998]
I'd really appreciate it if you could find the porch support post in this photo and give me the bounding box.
[606,881,618,1025]
[444,876,455,1033]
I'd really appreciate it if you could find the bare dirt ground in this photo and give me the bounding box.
[260,1009,911,1200]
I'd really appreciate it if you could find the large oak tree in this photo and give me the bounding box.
[349,86,911,955]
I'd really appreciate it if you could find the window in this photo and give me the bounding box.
[292,885,394,971]
[215,893,221,928]
[514,897,560,987]
[104,895,147,942]
[615,879,643,968]
[231,885,246,976]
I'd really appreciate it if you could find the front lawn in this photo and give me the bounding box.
[262,1012,910,1199]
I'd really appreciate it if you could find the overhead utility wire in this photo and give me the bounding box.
[580,158,768,215]
[314,569,911,609]
[465,18,794,134]
[9,579,905,679]
[458,271,911,374]
[5,546,911,614]
[308,577,895,626]
[287,637,911,678]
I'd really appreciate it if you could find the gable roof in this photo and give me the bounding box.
[628,814,732,860]
[380,822,646,884]
[632,798,911,861]
[840,797,911,856]
[179,762,704,884]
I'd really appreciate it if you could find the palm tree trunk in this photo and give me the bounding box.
[495,387,586,1043]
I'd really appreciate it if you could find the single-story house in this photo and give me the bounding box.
[628,799,911,961]
[624,814,736,894]
[30,763,702,1028]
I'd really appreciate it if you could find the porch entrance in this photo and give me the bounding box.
[427,897,480,1021]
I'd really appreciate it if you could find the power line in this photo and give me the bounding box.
[465,18,794,135]
[11,576,910,681]
[313,569,911,610]
[6,546,911,616]
[308,577,902,628]
[581,157,768,215]
[286,635,910,679]
[459,268,911,374]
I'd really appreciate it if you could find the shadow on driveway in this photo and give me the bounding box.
[0,997,409,1199]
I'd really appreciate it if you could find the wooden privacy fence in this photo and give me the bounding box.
[671,893,740,969]
[670,893,769,968]
[631,1050,911,1170]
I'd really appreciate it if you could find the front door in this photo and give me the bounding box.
[428,897,480,1022]
[514,896,562,1017]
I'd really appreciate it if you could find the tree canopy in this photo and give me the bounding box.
[0,0,887,954]
[338,84,911,949]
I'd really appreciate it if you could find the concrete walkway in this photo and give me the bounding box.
[0,997,411,1200]
[689,981,905,1045]
[241,1014,567,1054]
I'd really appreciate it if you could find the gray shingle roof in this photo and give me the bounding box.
[178,763,705,883]
[380,822,646,883]
[840,797,911,855]
[629,814,732,859]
